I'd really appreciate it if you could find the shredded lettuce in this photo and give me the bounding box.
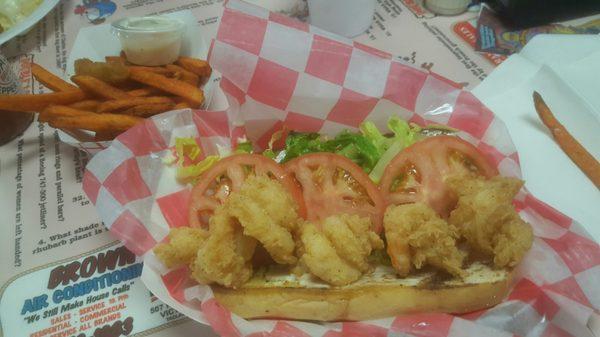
[234,141,253,154]
[359,121,391,155]
[368,118,421,183]
[167,137,219,184]
[388,117,421,147]
[167,137,257,184]
[272,117,421,176]
[167,116,421,184]
[175,138,201,165]
[176,155,219,183]
[277,131,378,171]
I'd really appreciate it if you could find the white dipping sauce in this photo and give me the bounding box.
[112,16,185,66]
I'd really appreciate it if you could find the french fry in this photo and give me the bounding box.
[69,99,101,111]
[128,69,204,107]
[533,92,600,188]
[0,91,87,112]
[173,101,191,110]
[48,113,143,133]
[127,87,163,97]
[71,75,131,100]
[31,63,79,92]
[171,72,183,81]
[128,66,174,76]
[94,130,122,141]
[165,64,199,86]
[74,58,130,84]
[176,57,212,78]
[121,102,175,117]
[39,105,95,123]
[97,96,174,113]
[105,56,126,65]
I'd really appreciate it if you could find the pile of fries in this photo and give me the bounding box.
[0,54,211,141]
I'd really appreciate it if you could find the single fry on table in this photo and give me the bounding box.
[533,92,600,188]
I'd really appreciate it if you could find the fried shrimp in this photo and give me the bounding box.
[447,176,533,268]
[226,175,300,265]
[191,207,257,288]
[384,203,466,278]
[154,227,208,268]
[299,214,384,286]
[322,214,384,272]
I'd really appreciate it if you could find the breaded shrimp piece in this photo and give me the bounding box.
[384,203,466,278]
[154,227,208,268]
[226,175,299,265]
[191,207,257,288]
[299,223,362,286]
[447,176,533,268]
[299,214,383,286]
[322,214,384,272]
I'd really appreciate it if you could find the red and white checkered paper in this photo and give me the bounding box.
[82,1,600,336]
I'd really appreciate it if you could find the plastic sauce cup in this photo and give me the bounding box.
[308,0,375,38]
[111,16,185,66]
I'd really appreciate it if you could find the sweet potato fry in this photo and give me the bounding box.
[97,96,174,113]
[128,66,174,76]
[171,72,183,81]
[173,101,191,110]
[176,57,212,77]
[74,58,130,84]
[165,64,199,86]
[38,105,95,123]
[48,113,143,133]
[105,56,126,65]
[31,63,79,92]
[71,75,131,100]
[533,92,600,188]
[127,87,163,97]
[121,102,175,117]
[69,99,101,111]
[94,130,122,141]
[128,69,204,107]
[0,91,87,112]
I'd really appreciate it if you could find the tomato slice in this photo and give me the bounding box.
[284,153,386,233]
[188,154,306,227]
[380,136,498,217]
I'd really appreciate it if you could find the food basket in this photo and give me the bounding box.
[82,1,600,336]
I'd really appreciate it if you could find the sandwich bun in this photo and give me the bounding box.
[213,263,513,321]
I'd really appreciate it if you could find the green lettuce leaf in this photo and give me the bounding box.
[175,137,201,165]
[367,117,421,183]
[176,155,220,184]
[234,141,253,154]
